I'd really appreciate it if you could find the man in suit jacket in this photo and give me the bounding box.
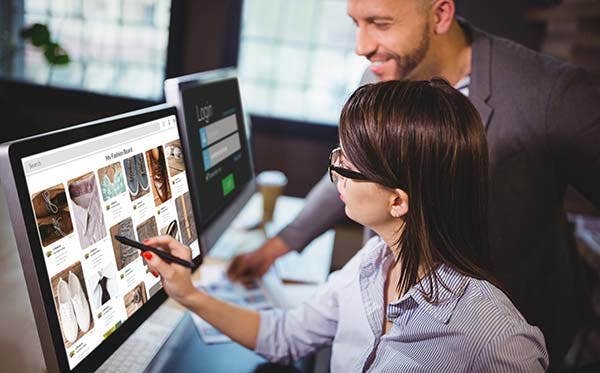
[228,0,600,368]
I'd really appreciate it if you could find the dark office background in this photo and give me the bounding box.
[0,0,598,198]
[1,0,600,369]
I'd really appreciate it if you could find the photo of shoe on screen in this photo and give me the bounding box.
[123,153,151,201]
[67,172,107,249]
[164,139,185,177]
[145,146,171,206]
[50,262,93,348]
[97,162,126,202]
[31,183,74,247]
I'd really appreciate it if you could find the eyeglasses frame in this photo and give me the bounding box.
[328,147,370,184]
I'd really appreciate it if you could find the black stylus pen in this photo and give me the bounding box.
[114,235,197,270]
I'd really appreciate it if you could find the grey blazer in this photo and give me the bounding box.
[278,23,600,367]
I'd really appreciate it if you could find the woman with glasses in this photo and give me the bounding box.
[142,79,548,372]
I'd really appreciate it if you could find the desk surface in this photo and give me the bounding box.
[146,313,306,373]
[0,190,334,372]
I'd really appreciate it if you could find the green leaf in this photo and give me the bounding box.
[44,42,70,65]
[21,23,50,47]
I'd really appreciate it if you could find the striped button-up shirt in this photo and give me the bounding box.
[256,236,548,372]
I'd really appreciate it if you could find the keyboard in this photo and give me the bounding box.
[96,305,184,373]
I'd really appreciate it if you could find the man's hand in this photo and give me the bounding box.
[227,236,291,283]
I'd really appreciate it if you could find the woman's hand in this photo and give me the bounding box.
[141,235,198,308]
[143,235,261,350]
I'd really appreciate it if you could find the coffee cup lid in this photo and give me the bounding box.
[257,170,287,186]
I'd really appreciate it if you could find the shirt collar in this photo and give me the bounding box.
[358,236,393,277]
[394,264,470,324]
[359,236,470,324]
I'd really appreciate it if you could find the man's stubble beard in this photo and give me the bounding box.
[392,22,430,80]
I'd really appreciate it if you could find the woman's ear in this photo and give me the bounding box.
[390,188,409,218]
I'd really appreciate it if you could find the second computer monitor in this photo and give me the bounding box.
[165,68,256,253]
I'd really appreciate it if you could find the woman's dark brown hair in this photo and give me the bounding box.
[339,78,498,302]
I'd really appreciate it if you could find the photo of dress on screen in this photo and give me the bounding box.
[175,192,197,246]
[67,172,107,249]
[87,262,118,310]
[146,146,172,206]
[123,153,151,201]
[50,261,94,347]
[109,218,139,270]
[31,183,74,247]
[97,162,126,202]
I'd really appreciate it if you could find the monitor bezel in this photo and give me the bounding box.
[0,104,200,373]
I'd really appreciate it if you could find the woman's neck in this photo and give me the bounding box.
[372,219,404,256]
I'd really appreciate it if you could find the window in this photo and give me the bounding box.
[237,0,368,125]
[1,0,171,100]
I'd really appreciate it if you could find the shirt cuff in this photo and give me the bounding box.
[254,309,286,363]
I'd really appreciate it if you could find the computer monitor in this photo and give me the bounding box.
[165,68,256,253]
[0,104,201,373]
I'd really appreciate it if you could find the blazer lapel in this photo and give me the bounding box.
[464,21,494,129]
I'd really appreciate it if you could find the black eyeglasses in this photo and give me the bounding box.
[328,147,370,184]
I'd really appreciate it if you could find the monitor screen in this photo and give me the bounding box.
[165,69,256,251]
[2,105,200,372]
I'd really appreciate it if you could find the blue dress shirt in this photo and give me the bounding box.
[256,236,548,372]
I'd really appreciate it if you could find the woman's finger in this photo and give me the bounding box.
[144,260,160,278]
[141,250,173,280]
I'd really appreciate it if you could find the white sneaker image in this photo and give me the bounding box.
[58,278,78,343]
[68,271,91,333]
